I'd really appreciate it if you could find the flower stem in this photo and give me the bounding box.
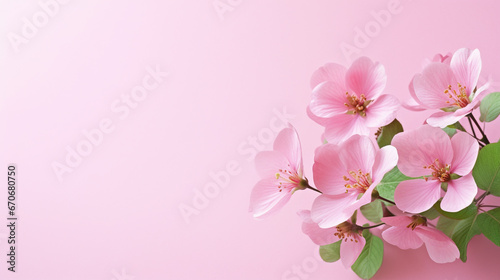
[306,186,322,194]
[480,205,500,208]
[468,117,477,139]
[475,191,489,205]
[299,178,322,194]
[468,113,490,145]
[378,196,395,205]
[361,223,385,229]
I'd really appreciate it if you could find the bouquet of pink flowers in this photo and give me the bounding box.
[249,48,500,279]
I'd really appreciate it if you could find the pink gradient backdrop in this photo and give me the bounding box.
[1,0,499,279]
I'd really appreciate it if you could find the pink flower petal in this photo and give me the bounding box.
[404,78,429,111]
[339,134,376,175]
[346,57,386,100]
[307,105,329,126]
[391,125,453,177]
[340,235,366,268]
[413,63,457,109]
[450,131,479,176]
[381,225,423,250]
[323,114,370,144]
[249,178,292,218]
[365,94,400,128]
[415,226,460,263]
[346,57,387,100]
[394,179,442,213]
[372,145,398,183]
[298,210,340,245]
[343,183,377,215]
[431,53,452,65]
[310,81,349,118]
[426,110,469,128]
[310,63,347,90]
[408,77,422,103]
[273,125,303,176]
[450,48,481,96]
[381,216,413,227]
[313,144,348,195]
[311,194,358,228]
[403,96,428,111]
[255,151,289,178]
[471,82,489,103]
[441,174,477,212]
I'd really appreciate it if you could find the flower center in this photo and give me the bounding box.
[344,92,373,117]
[444,83,470,108]
[406,215,427,230]
[423,159,451,182]
[334,221,362,243]
[343,169,373,193]
[276,165,302,192]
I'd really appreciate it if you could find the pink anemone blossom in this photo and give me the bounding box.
[249,125,308,218]
[410,48,488,127]
[308,57,400,144]
[381,215,459,263]
[299,210,365,268]
[311,135,398,228]
[392,125,479,213]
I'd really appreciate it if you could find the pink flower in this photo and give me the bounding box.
[308,57,400,144]
[381,215,459,263]
[403,53,451,111]
[299,210,365,268]
[410,48,488,127]
[249,125,308,218]
[311,135,398,228]
[392,125,479,213]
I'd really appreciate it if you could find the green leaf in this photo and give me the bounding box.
[479,92,500,122]
[437,216,460,237]
[447,121,466,132]
[434,201,478,220]
[452,214,480,262]
[442,127,457,137]
[352,229,384,279]
[441,106,459,112]
[477,208,500,246]
[376,119,403,148]
[376,167,412,202]
[360,200,383,223]
[472,142,500,196]
[351,210,358,225]
[319,240,342,263]
[420,206,440,220]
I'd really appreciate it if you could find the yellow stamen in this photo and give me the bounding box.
[406,215,427,230]
[344,92,373,117]
[444,83,469,108]
[344,169,372,193]
[423,159,451,182]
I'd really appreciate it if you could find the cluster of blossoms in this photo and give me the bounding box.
[250,48,500,279]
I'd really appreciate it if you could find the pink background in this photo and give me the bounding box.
[1,0,500,279]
